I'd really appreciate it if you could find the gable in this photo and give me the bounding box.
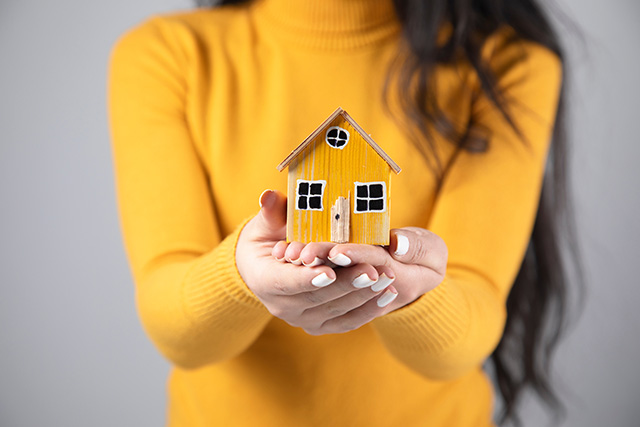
[287,114,391,180]
[277,107,401,174]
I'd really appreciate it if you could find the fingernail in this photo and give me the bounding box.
[258,190,274,208]
[352,273,375,288]
[311,272,335,288]
[328,253,351,266]
[377,289,398,307]
[395,234,409,256]
[302,257,324,267]
[287,258,303,266]
[371,274,395,292]
[274,256,285,262]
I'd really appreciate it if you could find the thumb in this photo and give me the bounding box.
[389,227,448,275]
[253,189,287,240]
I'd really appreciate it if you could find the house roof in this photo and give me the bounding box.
[276,107,401,174]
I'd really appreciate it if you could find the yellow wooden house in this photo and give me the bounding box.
[277,107,401,245]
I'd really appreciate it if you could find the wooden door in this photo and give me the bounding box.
[331,196,350,243]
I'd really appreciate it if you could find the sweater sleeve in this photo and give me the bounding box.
[108,17,271,369]
[372,34,563,380]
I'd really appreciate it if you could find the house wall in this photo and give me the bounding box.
[287,115,391,245]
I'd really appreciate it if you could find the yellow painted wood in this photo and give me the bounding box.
[331,196,350,243]
[286,115,391,245]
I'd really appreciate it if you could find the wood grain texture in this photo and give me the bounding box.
[331,196,350,243]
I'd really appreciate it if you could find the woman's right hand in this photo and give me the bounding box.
[236,190,398,335]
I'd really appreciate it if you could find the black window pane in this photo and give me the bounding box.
[370,199,384,211]
[356,185,368,198]
[338,130,347,140]
[336,140,345,147]
[298,182,309,195]
[327,138,337,146]
[298,196,308,210]
[327,129,338,138]
[309,197,322,209]
[310,183,323,194]
[356,199,368,212]
[369,184,383,198]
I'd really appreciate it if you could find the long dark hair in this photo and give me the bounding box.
[197,0,582,425]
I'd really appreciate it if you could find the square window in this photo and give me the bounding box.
[369,184,383,198]
[369,199,384,211]
[296,179,325,211]
[310,183,323,195]
[298,182,309,195]
[354,181,386,213]
[298,197,308,210]
[357,186,368,198]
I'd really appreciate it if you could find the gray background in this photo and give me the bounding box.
[0,0,638,426]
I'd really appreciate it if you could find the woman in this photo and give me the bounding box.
[109,0,577,425]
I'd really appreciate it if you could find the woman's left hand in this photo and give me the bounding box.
[273,227,448,312]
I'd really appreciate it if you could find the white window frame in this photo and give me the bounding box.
[353,181,387,213]
[295,179,326,211]
[325,126,350,150]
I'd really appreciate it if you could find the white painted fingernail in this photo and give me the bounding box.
[371,274,395,292]
[377,289,398,307]
[274,256,285,262]
[328,253,351,266]
[311,272,335,288]
[395,234,409,256]
[258,189,272,208]
[287,258,303,266]
[302,257,324,267]
[352,273,375,288]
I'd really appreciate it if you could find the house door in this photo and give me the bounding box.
[331,196,350,243]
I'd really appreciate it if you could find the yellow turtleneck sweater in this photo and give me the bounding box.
[108,0,561,425]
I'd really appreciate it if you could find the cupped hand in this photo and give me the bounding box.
[236,190,399,335]
[276,228,448,312]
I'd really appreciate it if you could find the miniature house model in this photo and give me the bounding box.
[277,107,401,245]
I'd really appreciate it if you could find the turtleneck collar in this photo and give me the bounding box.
[250,0,401,50]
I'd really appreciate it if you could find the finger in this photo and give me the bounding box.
[370,265,395,293]
[309,286,399,335]
[298,242,336,267]
[327,243,392,268]
[300,286,383,325]
[298,265,390,320]
[296,263,381,308]
[271,240,288,261]
[389,228,448,274]
[271,263,383,325]
[254,189,287,241]
[284,242,306,265]
[268,263,338,295]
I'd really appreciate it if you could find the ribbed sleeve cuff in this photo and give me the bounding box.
[372,277,471,355]
[181,218,271,331]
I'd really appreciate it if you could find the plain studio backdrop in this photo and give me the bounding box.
[1,0,638,426]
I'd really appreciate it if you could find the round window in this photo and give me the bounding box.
[325,126,350,149]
